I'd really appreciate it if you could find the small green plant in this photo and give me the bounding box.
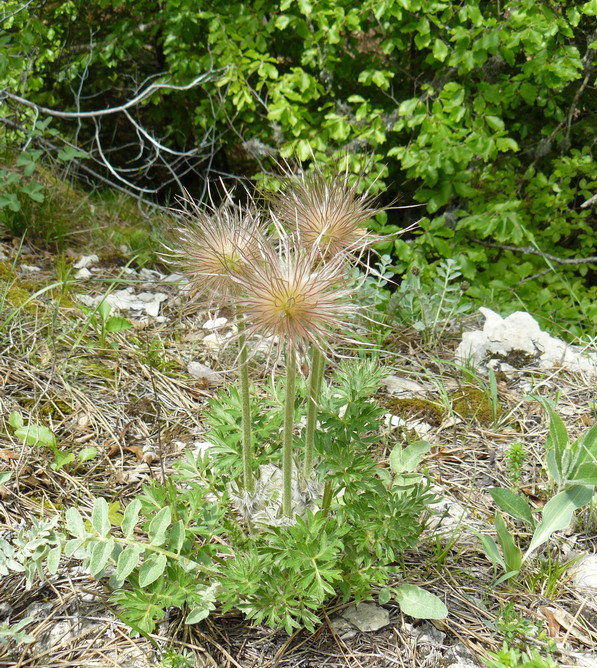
[477,402,597,583]
[157,648,196,668]
[86,298,133,348]
[529,395,597,491]
[0,617,36,645]
[506,442,527,488]
[387,259,471,345]
[483,643,559,668]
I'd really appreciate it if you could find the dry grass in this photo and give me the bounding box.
[0,232,596,668]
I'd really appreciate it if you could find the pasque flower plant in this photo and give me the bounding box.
[173,170,386,518]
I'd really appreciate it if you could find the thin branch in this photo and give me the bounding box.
[581,192,597,209]
[473,238,597,265]
[0,70,225,119]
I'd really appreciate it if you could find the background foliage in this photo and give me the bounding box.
[1,0,596,335]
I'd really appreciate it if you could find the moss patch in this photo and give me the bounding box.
[381,397,445,426]
[451,386,501,426]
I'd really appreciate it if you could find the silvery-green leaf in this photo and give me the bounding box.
[92,498,110,537]
[89,539,115,576]
[148,506,172,546]
[138,553,167,587]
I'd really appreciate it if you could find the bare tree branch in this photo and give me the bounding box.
[473,238,597,265]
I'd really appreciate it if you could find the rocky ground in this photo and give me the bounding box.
[0,238,596,667]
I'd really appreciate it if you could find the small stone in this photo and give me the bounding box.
[75,268,92,279]
[383,375,429,397]
[73,254,99,269]
[203,317,228,330]
[339,602,390,633]
[570,554,597,594]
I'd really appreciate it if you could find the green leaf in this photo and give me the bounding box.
[79,446,98,463]
[56,146,89,162]
[105,316,132,333]
[432,39,448,62]
[474,531,506,570]
[65,507,86,538]
[15,424,57,449]
[525,485,594,559]
[98,300,112,322]
[89,538,115,576]
[52,450,75,470]
[138,553,167,587]
[121,499,142,538]
[8,411,23,429]
[485,115,505,132]
[0,471,12,485]
[115,545,143,581]
[92,497,111,537]
[169,519,185,554]
[20,182,45,203]
[571,462,597,485]
[494,512,522,574]
[394,585,448,619]
[46,545,61,574]
[148,506,172,546]
[489,488,534,525]
[389,441,430,474]
[378,587,392,605]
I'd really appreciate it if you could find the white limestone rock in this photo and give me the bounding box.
[455,308,597,377]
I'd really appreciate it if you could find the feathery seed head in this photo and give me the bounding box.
[168,196,266,302]
[235,238,358,356]
[269,170,383,259]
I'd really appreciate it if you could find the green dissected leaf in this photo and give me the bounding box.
[89,538,115,576]
[56,146,89,161]
[15,424,57,449]
[121,499,142,538]
[525,485,594,559]
[148,506,172,546]
[394,584,448,619]
[138,553,168,587]
[20,182,45,203]
[489,488,534,525]
[115,545,143,581]
[92,497,111,537]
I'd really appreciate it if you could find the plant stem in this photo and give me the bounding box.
[321,480,333,517]
[236,317,254,494]
[304,347,324,476]
[282,345,297,517]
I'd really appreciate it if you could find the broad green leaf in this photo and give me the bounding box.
[389,441,430,474]
[489,488,534,525]
[394,585,448,619]
[65,507,85,538]
[169,520,186,554]
[570,462,597,485]
[485,115,505,132]
[433,39,448,62]
[56,146,89,161]
[92,497,111,537]
[525,485,594,559]
[185,583,219,625]
[121,499,142,538]
[148,506,172,546]
[64,538,85,557]
[378,587,392,605]
[20,182,45,202]
[0,471,12,485]
[115,545,143,581]
[52,451,75,470]
[495,512,522,573]
[98,300,112,322]
[15,424,57,449]
[138,553,167,587]
[8,411,23,429]
[105,316,132,333]
[46,545,61,574]
[79,446,98,463]
[89,538,115,576]
[475,531,506,570]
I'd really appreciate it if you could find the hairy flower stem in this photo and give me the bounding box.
[282,346,297,517]
[321,481,334,517]
[237,317,254,494]
[304,347,325,476]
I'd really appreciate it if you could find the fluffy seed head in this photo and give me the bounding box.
[234,237,358,356]
[269,170,383,259]
[167,195,265,302]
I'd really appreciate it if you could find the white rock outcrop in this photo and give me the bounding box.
[455,308,597,376]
